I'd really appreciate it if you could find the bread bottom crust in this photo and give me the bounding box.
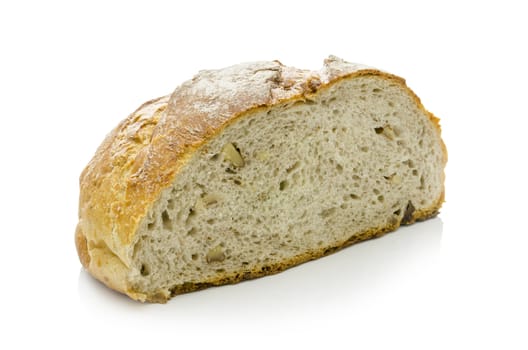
[136,191,444,303]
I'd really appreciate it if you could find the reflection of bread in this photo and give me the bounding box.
[75,56,446,302]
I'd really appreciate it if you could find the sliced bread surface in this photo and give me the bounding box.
[75,56,446,302]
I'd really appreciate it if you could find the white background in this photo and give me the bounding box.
[1,0,527,349]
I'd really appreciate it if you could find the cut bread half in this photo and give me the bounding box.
[75,56,446,302]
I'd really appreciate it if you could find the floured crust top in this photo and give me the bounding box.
[76,56,445,293]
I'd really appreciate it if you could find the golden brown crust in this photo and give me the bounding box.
[76,56,447,302]
[78,96,169,262]
[75,224,90,269]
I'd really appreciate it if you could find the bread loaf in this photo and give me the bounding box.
[75,56,446,302]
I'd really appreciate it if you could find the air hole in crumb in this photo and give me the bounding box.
[187,227,197,236]
[320,207,337,218]
[360,146,369,152]
[373,88,382,93]
[403,159,415,168]
[167,199,175,210]
[140,264,150,276]
[412,169,419,176]
[216,269,225,273]
[185,208,196,224]
[286,161,300,173]
[373,188,380,195]
[210,153,220,161]
[378,195,384,203]
[162,210,172,230]
[350,194,360,199]
[374,127,384,134]
[233,179,242,185]
[279,180,288,191]
[206,218,215,225]
[393,209,401,216]
[388,101,394,107]
[336,164,343,173]
[191,254,198,261]
[147,221,155,230]
[402,201,416,224]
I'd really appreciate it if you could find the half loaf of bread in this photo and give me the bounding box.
[75,56,446,302]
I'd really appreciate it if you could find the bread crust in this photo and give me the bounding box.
[76,56,447,302]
